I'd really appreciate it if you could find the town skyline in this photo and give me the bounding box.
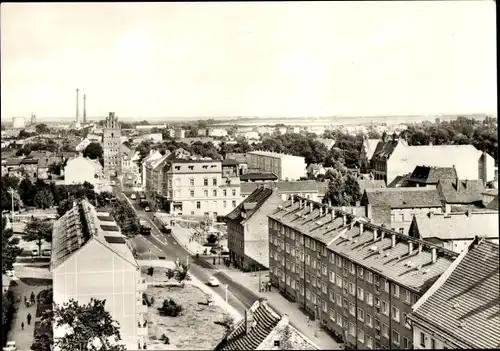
[1,1,497,119]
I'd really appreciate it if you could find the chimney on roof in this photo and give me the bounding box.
[291,196,295,205]
[408,241,414,255]
[331,208,335,221]
[359,222,364,235]
[391,234,396,248]
[343,214,347,226]
[309,201,313,213]
[418,243,423,254]
[431,247,437,263]
[466,209,472,217]
[319,206,323,217]
[373,228,378,241]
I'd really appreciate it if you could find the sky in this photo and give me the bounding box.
[1,1,497,120]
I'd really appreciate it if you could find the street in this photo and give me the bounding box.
[113,175,257,316]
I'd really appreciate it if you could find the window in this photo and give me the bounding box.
[311,240,316,250]
[366,335,373,349]
[404,289,411,304]
[223,189,227,196]
[322,281,327,294]
[274,340,280,347]
[392,330,400,345]
[213,178,217,185]
[358,329,365,343]
[329,309,335,321]
[336,276,342,288]
[366,271,373,284]
[322,264,327,275]
[420,332,426,347]
[366,313,373,327]
[329,271,335,283]
[305,255,310,266]
[382,324,389,338]
[312,258,317,269]
[336,312,342,326]
[392,306,400,323]
[358,267,364,279]
[384,279,390,293]
[196,201,201,209]
[358,308,364,322]
[311,292,316,304]
[374,274,380,286]
[402,313,411,329]
[393,284,400,298]
[204,178,208,186]
[382,301,389,316]
[336,294,342,307]
[213,189,217,196]
[204,190,208,197]
[232,200,236,207]
[366,291,373,306]
[190,178,194,186]
[232,189,236,196]
[312,277,317,287]
[336,255,342,268]
[357,287,364,301]
[190,190,195,197]
[348,282,354,295]
[322,299,327,312]
[223,201,227,208]
[306,274,310,283]
[330,252,335,263]
[349,303,355,316]
[403,337,411,349]
[305,237,310,248]
[329,289,335,302]
[349,262,355,275]
[399,228,404,234]
[349,322,355,337]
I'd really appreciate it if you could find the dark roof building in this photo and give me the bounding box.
[215,300,318,350]
[408,238,500,349]
[240,172,278,182]
[437,179,485,204]
[408,166,458,186]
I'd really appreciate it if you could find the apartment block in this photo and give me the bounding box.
[268,196,459,350]
[103,112,122,179]
[226,187,283,270]
[247,151,306,181]
[51,200,147,350]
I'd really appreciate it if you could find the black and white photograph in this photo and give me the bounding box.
[1,2,498,350]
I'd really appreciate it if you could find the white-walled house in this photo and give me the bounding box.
[64,155,104,185]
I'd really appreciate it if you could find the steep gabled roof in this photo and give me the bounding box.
[215,300,281,351]
[363,188,443,209]
[226,187,274,221]
[437,179,485,204]
[409,166,458,185]
[387,173,412,188]
[486,195,499,210]
[409,240,500,349]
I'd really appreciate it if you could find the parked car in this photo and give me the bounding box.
[130,194,137,200]
[208,277,220,287]
[3,341,16,351]
[144,206,151,212]
[32,249,39,256]
[42,249,51,256]
[6,270,14,277]
[127,174,132,180]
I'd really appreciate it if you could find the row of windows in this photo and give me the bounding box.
[187,189,237,197]
[192,200,237,209]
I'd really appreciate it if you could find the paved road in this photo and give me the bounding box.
[112,177,258,317]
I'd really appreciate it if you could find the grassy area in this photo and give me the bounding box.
[142,267,228,350]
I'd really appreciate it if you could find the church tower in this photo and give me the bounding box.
[103,112,122,179]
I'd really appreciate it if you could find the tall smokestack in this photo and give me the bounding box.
[83,94,87,123]
[76,89,80,123]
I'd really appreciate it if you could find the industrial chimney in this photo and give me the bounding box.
[76,89,80,123]
[83,94,87,123]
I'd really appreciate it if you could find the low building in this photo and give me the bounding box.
[306,164,327,178]
[408,238,499,349]
[20,158,39,180]
[174,129,186,139]
[437,179,485,207]
[215,300,319,350]
[209,128,228,138]
[240,172,278,183]
[407,166,457,188]
[51,200,147,350]
[144,133,163,142]
[241,180,325,203]
[268,196,460,350]
[243,131,260,140]
[482,189,498,207]
[361,188,444,234]
[4,158,23,177]
[408,210,499,253]
[247,151,307,181]
[357,179,386,194]
[227,187,282,270]
[64,155,104,185]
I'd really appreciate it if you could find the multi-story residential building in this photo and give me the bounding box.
[247,151,307,181]
[268,196,459,349]
[64,155,104,186]
[51,200,147,350]
[144,152,172,198]
[408,210,499,253]
[226,187,282,270]
[161,159,241,218]
[141,150,163,188]
[215,300,319,350]
[241,180,326,203]
[370,137,495,185]
[359,137,383,174]
[103,112,122,179]
[361,188,444,234]
[408,238,499,349]
[174,128,186,139]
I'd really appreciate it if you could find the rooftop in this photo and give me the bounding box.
[362,187,443,209]
[409,239,500,349]
[270,196,459,293]
[437,179,485,204]
[409,166,458,185]
[241,180,320,195]
[248,150,305,160]
[227,187,274,222]
[240,172,278,181]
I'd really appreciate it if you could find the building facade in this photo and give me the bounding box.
[64,155,104,186]
[103,112,122,179]
[268,196,459,350]
[247,151,307,181]
[51,200,147,350]
[241,180,325,203]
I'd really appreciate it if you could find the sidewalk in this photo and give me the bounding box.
[209,263,343,350]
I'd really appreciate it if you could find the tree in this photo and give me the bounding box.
[110,200,140,237]
[83,142,103,161]
[165,262,191,284]
[48,162,62,175]
[158,298,183,317]
[35,124,50,134]
[25,217,53,256]
[2,216,22,273]
[19,178,37,207]
[323,169,361,206]
[34,188,54,209]
[48,298,125,351]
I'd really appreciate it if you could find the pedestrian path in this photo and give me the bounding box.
[6,280,47,351]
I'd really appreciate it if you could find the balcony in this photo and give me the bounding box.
[137,278,147,291]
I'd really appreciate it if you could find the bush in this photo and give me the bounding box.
[220,313,234,329]
[158,298,183,317]
[207,233,218,244]
[160,333,170,344]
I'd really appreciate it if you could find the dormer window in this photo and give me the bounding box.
[175,166,181,170]
[202,165,208,169]
[188,165,194,170]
